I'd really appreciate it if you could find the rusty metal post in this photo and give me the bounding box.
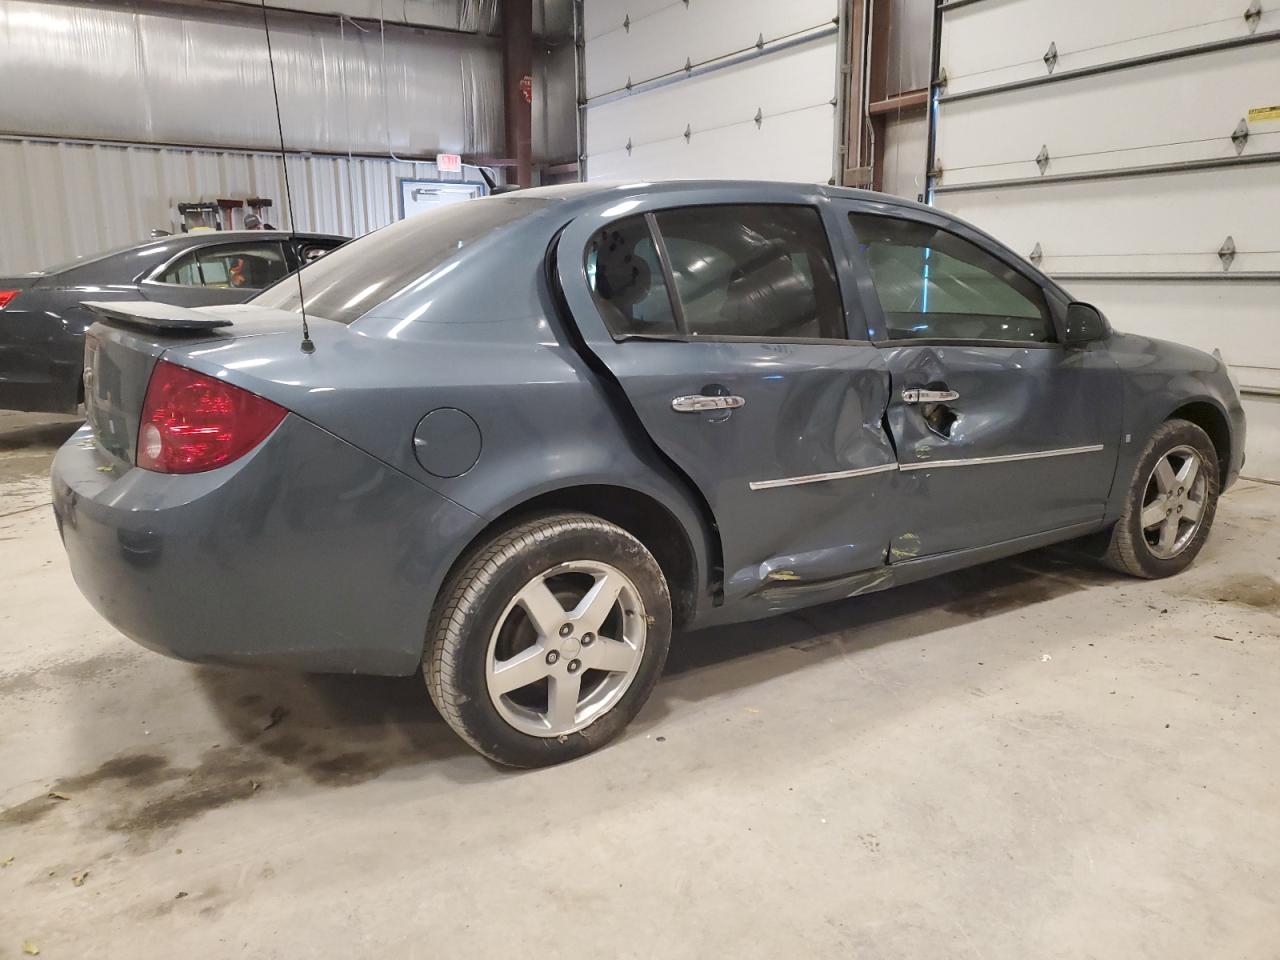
[502,0,535,187]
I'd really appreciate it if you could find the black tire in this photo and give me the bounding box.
[424,512,672,768]
[1102,418,1220,579]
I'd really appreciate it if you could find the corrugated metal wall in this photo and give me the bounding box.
[252,0,499,31]
[0,0,503,157]
[0,137,487,275]
[0,0,508,275]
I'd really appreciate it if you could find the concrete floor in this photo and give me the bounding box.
[1,411,1278,960]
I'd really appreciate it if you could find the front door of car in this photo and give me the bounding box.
[836,206,1121,559]
[555,190,899,604]
[140,240,291,308]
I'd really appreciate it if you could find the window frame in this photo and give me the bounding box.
[842,205,1067,350]
[584,201,871,346]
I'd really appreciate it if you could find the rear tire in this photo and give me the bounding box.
[424,512,671,768]
[1102,418,1220,579]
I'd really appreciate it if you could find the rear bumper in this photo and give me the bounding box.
[52,417,481,675]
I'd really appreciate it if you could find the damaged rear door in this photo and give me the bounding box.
[555,187,899,608]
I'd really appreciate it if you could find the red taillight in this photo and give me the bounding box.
[0,290,19,310]
[137,360,286,474]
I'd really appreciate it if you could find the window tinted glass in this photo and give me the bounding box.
[159,242,287,289]
[850,213,1053,343]
[160,251,202,286]
[585,215,678,337]
[655,205,843,340]
[253,196,551,324]
[200,242,288,289]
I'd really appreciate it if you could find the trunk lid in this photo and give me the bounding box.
[80,301,308,466]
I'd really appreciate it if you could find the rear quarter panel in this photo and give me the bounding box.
[53,415,478,675]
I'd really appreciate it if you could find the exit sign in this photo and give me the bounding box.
[437,153,462,174]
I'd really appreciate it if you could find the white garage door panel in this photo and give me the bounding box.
[941,0,1277,96]
[586,38,837,182]
[1067,280,1280,392]
[588,105,836,182]
[939,164,1280,274]
[935,41,1280,186]
[584,0,835,100]
[582,0,671,44]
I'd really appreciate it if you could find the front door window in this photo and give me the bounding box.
[850,213,1054,344]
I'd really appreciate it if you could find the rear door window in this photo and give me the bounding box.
[585,204,845,341]
[585,215,679,337]
[654,205,844,340]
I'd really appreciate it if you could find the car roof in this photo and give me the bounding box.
[513,178,930,213]
[146,230,349,249]
[37,230,348,282]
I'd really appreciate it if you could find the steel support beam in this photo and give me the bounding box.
[839,0,872,187]
[923,0,944,201]
[869,89,928,115]
[573,0,587,180]
[502,0,534,187]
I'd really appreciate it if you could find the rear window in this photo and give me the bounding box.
[252,196,551,324]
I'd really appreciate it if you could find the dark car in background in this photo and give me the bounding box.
[0,230,346,412]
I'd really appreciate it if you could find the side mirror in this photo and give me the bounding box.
[1064,301,1109,346]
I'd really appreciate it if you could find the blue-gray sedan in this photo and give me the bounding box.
[51,181,1246,766]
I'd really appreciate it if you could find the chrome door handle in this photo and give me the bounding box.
[902,388,959,404]
[671,394,746,413]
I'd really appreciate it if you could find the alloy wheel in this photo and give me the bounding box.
[1140,444,1207,560]
[485,560,647,737]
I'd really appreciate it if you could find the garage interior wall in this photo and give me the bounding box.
[0,140,488,275]
[580,0,842,183]
[0,0,513,275]
[928,0,1280,398]
[869,0,932,200]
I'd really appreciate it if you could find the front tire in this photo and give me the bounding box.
[424,512,672,767]
[1102,418,1220,578]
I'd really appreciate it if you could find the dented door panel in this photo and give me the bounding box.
[554,187,903,604]
[570,337,899,603]
[882,343,1121,558]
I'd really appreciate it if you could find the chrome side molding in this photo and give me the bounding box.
[750,444,1105,489]
[899,444,1105,471]
[747,462,899,490]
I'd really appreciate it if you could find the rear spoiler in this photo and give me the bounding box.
[84,300,233,333]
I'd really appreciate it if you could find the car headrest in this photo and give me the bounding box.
[594,230,652,309]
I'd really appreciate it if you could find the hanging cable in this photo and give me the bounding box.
[259,0,314,354]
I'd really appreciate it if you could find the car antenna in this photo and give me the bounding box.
[260,1,315,355]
